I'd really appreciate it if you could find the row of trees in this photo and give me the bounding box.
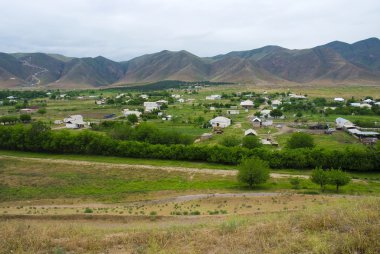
[0,115,31,125]
[0,123,379,171]
[237,158,351,192]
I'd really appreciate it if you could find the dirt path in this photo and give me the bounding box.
[0,155,365,183]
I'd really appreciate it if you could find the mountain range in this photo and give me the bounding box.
[0,37,380,89]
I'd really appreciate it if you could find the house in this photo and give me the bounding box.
[209,106,216,111]
[289,94,307,99]
[363,98,373,104]
[227,110,239,115]
[54,120,63,125]
[347,129,379,138]
[206,94,221,100]
[252,117,262,127]
[115,93,125,99]
[144,102,160,112]
[374,102,380,106]
[335,117,354,129]
[245,129,258,136]
[262,120,273,127]
[271,100,282,108]
[240,100,254,108]
[171,94,181,99]
[177,98,185,103]
[140,94,149,100]
[350,103,361,107]
[334,97,345,102]
[209,116,231,128]
[6,96,16,100]
[156,100,168,105]
[260,110,272,118]
[261,139,272,145]
[64,115,85,129]
[123,109,142,117]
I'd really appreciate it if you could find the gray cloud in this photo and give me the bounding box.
[0,0,379,61]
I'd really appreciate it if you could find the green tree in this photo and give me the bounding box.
[220,135,241,147]
[289,177,301,189]
[37,108,46,115]
[242,135,262,149]
[270,109,283,118]
[295,112,303,118]
[328,169,351,192]
[238,157,270,189]
[286,132,315,149]
[311,168,329,191]
[127,114,138,124]
[19,114,32,123]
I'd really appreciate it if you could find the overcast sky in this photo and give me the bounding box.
[0,0,379,61]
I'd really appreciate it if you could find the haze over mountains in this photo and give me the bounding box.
[0,38,379,89]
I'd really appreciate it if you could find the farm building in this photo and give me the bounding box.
[363,99,373,104]
[171,94,181,99]
[209,116,231,128]
[271,100,282,108]
[240,100,254,108]
[54,120,63,125]
[177,98,185,103]
[289,94,307,99]
[227,110,240,115]
[144,102,160,112]
[156,100,168,105]
[347,129,379,138]
[206,95,222,100]
[334,97,345,102]
[64,115,86,129]
[123,109,142,117]
[335,117,354,129]
[140,94,149,99]
[252,117,262,127]
[244,129,258,136]
[260,110,272,118]
[262,120,273,127]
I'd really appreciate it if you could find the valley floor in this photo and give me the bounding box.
[0,153,379,253]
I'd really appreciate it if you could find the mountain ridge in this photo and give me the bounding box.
[0,37,380,88]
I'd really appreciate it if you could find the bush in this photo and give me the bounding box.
[220,135,241,147]
[289,177,301,189]
[19,114,31,123]
[238,157,270,189]
[242,135,262,149]
[286,132,315,149]
[84,207,93,213]
[328,169,351,192]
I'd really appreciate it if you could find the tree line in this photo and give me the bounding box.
[0,123,379,172]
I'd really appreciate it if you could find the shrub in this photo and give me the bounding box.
[289,177,301,189]
[238,157,270,189]
[242,135,262,149]
[286,132,315,149]
[84,207,93,213]
[220,135,241,147]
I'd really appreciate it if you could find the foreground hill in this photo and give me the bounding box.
[0,37,379,88]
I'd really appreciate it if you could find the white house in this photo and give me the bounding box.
[252,117,262,127]
[227,110,240,115]
[96,99,105,105]
[363,98,373,104]
[240,100,254,108]
[289,94,307,99]
[123,109,142,117]
[209,116,231,128]
[177,98,185,103]
[334,97,345,102]
[171,94,181,99]
[271,100,282,108]
[244,129,258,136]
[156,100,168,105]
[64,115,85,129]
[260,110,272,118]
[209,106,216,111]
[144,102,160,112]
[206,94,222,100]
[350,103,361,107]
[374,102,380,106]
[140,94,149,100]
[54,120,63,125]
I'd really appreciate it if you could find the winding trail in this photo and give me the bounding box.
[21,59,48,86]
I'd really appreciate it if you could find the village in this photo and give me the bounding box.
[1,86,379,150]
